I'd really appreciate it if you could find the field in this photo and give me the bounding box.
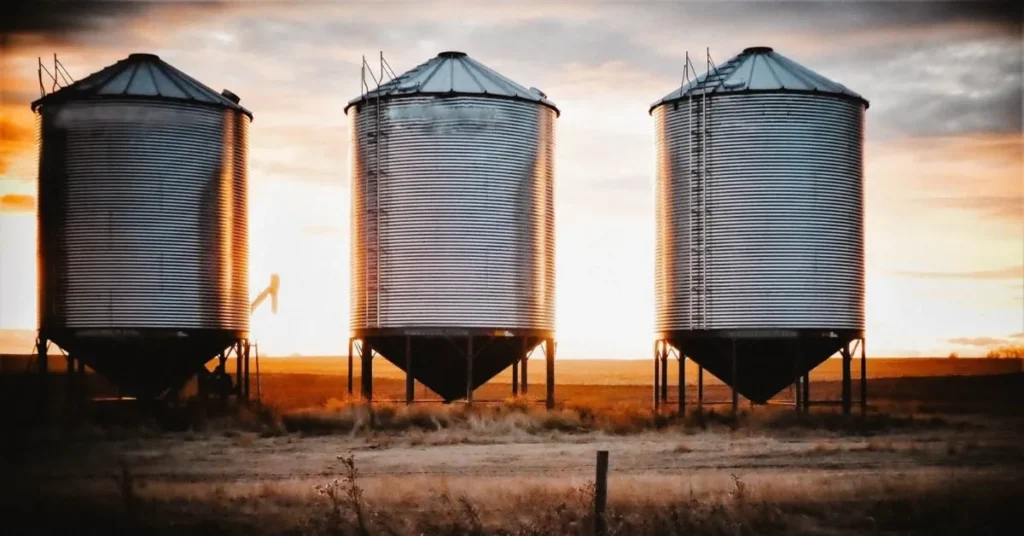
[1,358,1022,534]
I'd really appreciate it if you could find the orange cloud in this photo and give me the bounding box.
[0,114,36,175]
[0,194,35,212]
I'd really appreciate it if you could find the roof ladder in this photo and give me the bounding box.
[685,49,715,330]
[360,53,397,328]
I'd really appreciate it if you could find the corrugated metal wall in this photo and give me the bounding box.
[37,100,250,333]
[350,96,555,331]
[655,93,864,332]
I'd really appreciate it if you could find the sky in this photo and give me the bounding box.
[0,0,1021,358]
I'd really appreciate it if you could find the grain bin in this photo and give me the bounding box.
[650,47,868,406]
[346,52,557,404]
[32,53,252,399]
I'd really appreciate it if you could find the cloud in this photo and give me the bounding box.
[894,266,1024,280]
[2,0,150,47]
[0,194,34,212]
[825,38,1023,138]
[2,0,144,33]
[302,224,345,237]
[885,135,1023,224]
[948,334,1024,348]
[923,195,1022,222]
[0,116,36,174]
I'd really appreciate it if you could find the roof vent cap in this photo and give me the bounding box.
[128,53,160,60]
[742,46,774,54]
[437,51,467,58]
[221,89,241,104]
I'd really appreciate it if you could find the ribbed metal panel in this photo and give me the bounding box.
[37,100,250,334]
[654,93,864,332]
[350,96,555,331]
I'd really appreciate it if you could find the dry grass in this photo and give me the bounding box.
[270,396,965,441]
[3,373,1021,533]
[6,456,1020,535]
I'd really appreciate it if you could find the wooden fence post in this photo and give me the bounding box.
[595,450,609,536]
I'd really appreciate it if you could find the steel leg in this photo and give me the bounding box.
[697,365,703,411]
[653,341,661,410]
[347,338,354,395]
[545,338,555,410]
[466,337,474,406]
[361,342,373,402]
[860,339,867,416]
[678,353,686,415]
[731,340,738,416]
[405,336,414,405]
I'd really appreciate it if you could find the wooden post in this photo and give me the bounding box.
[841,345,852,416]
[860,338,867,416]
[545,338,555,410]
[361,341,373,402]
[466,337,474,406]
[595,450,609,536]
[347,338,354,395]
[405,336,414,406]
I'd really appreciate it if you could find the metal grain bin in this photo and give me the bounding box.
[32,53,252,398]
[346,52,557,402]
[650,47,868,403]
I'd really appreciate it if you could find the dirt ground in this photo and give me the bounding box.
[2,373,1023,534]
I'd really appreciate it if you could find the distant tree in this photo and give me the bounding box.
[985,345,1024,359]
[947,352,959,359]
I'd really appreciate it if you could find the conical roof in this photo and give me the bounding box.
[31,53,252,119]
[345,51,558,115]
[650,46,867,113]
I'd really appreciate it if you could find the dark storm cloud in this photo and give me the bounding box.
[1,1,227,47]
[893,266,1024,280]
[815,35,1023,137]
[2,1,148,41]
[671,0,1022,36]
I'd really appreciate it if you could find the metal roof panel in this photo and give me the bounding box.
[347,51,558,114]
[32,53,252,118]
[651,46,868,111]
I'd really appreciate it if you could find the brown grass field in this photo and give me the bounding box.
[1,357,1022,534]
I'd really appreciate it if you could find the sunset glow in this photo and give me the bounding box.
[1,1,1020,358]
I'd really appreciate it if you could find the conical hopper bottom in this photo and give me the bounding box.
[49,331,240,399]
[673,335,853,403]
[367,335,540,402]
